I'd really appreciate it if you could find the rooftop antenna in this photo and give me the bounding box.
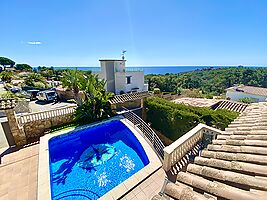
[122,50,127,60]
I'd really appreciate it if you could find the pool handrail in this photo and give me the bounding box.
[121,107,165,160]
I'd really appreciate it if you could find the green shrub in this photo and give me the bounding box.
[33,81,47,89]
[238,97,255,103]
[203,93,214,99]
[0,71,13,83]
[145,97,239,141]
[4,83,12,90]
[176,87,182,95]
[153,88,161,94]
[0,91,26,99]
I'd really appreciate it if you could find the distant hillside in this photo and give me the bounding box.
[145,67,267,95]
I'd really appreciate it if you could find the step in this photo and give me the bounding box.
[151,195,170,200]
[234,117,267,121]
[232,126,267,131]
[221,131,233,135]
[212,139,267,147]
[225,127,238,132]
[250,189,267,197]
[176,172,263,200]
[201,150,267,164]
[230,130,267,135]
[230,121,267,125]
[194,157,267,176]
[207,144,267,155]
[217,134,267,140]
[232,120,258,124]
[228,123,254,128]
[234,118,267,122]
[164,182,210,200]
[187,164,267,190]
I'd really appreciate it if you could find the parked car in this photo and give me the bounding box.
[10,87,22,93]
[37,90,58,102]
[25,89,40,100]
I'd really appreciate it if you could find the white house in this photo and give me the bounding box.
[226,85,267,102]
[95,59,148,95]
[0,65,15,72]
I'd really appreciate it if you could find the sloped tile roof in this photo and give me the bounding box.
[154,102,267,200]
[109,91,150,104]
[173,97,248,113]
[227,85,267,97]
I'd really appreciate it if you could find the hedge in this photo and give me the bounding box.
[145,97,239,141]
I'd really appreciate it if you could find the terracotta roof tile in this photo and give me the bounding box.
[156,102,267,200]
[109,91,150,104]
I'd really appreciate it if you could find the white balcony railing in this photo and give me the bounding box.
[163,124,222,174]
[16,105,77,126]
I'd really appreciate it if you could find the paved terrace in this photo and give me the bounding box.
[172,97,220,108]
[173,97,248,112]
[0,142,165,200]
[0,143,39,200]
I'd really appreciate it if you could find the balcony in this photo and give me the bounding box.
[125,68,143,72]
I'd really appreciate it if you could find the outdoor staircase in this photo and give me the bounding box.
[212,100,248,112]
[153,102,267,200]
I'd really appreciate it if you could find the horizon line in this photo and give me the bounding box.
[32,65,267,68]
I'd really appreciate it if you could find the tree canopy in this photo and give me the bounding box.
[0,57,15,67]
[146,67,267,95]
[15,64,32,71]
[61,69,113,124]
[24,73,48,88]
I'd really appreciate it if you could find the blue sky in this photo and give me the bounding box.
[1,0,267,67]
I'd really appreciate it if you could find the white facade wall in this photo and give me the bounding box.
[125,71,147,93]
[94,60,147,94]
[114,61,126,72]
[115,72,126,94]
[226,91,267,102]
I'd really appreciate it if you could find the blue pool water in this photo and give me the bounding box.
[48,120,149,200]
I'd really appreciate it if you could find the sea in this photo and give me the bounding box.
[44,66,266,75]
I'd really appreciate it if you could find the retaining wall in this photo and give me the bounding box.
[16,105,76,139]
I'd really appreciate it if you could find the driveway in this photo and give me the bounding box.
[29,101,76,112]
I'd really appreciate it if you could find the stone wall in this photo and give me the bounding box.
[22,113,74,139]
[16,105,77,141]
[5,109,27,146]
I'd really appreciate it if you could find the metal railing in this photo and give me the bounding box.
[16,105,77,126]
[125,68,144,72]
[121,107,165,160]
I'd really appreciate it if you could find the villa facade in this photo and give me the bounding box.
[95,59,148,95]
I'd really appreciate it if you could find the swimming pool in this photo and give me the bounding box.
[48,120,150,199]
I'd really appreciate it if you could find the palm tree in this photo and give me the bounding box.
[61,69,113,123]
[61,68,86,105]
[74,74,113,124]
[24,73,47,88]
[25,73,46,85]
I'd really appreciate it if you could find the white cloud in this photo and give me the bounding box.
[27,41,42,45]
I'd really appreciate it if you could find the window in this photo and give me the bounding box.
[126,76,131,84]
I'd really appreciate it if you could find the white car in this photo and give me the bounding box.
[37,90,57,102]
